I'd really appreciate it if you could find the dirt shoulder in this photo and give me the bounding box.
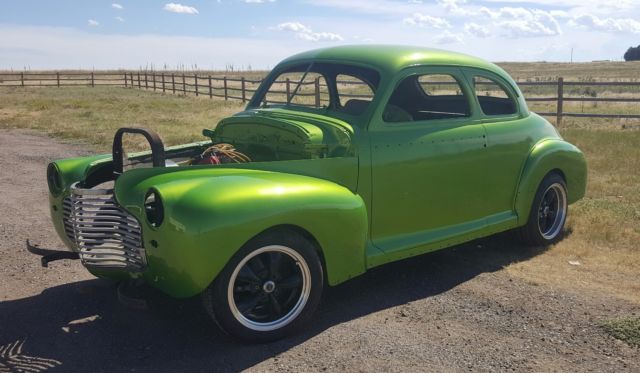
[0,129,638,372]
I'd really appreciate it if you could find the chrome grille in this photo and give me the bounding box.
[65,182,146,271]
[62,197,75,242]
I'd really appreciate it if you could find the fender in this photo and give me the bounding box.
[514,138,587,225]
[114,167,368,298]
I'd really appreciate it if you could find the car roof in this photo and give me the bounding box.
[280,44,509,78]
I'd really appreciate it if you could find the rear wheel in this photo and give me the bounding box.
[202,230,323,342]
[518,173,568,246]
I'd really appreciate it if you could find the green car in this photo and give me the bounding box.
[32,45,587,342]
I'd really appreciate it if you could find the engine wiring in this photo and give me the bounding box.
[187,143,251,165]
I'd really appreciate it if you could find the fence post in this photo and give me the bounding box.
[182,74,186,95]
[20,72,24,87]
[153,73,156,91]
[172,74,175,94]
[162,73,165,93]
[130,73,134,88]
[208,76,213,99]
[91,72,94,87]
[195,75,199,97]
[124,73,128,88]
[223,77,228,100]
[145,72,148,89]
[137,73,141,89]
[56,72,60,88]
[556,77,564,127]
[314,77,321,107]
[241,77,246,103]
[286,78,291,102]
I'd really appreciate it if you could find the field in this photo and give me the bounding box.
[0,63,639,371]
[0,84,638,303]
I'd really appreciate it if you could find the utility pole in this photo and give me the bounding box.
[570,48,574,63]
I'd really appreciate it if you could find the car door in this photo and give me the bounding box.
[368,66,489,256]
[463,69,532,229]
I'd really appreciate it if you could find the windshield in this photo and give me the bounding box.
[250,62,380,117]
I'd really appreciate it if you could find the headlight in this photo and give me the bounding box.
[144,189,164,227]
[47,163,63,195]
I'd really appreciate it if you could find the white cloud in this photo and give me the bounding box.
[570,14,640,34]
[274,21,344,42]
[403,13,451,29]
[112,3,123,10]
[87,19,99,27]
[484,7,562,37]
[464,23,490,38]
[242,0,276,3]
[298,32,343,42]
[479,0,635,11]
[434,30,463,44]
[438,0,475,16]
[115,16,125,22]
[163,3,199,14]
[276,22,312,34]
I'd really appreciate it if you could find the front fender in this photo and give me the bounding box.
[115,168,368,298]
[515,139,587,225]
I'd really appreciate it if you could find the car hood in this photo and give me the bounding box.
[205,108,355,161]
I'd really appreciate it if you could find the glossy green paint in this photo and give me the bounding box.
[112,166,367,297]
[46,45,587,298]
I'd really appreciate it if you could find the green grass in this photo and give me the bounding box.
[602,318,640,347]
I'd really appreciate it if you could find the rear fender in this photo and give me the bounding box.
[514,139,587,225]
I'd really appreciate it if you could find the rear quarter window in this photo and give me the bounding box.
[473,76,517,116]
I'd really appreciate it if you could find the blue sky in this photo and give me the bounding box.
[1,0,639,70]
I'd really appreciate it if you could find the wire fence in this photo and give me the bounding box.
[1,71,639,125]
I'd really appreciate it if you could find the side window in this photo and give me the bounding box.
[264,72,329,108]
[383,73,470,123]
[336,74,375,115]
[473,76,517,116]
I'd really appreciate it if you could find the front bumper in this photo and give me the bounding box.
[26,239,79,267]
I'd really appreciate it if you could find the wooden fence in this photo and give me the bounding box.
[1,71,639,125]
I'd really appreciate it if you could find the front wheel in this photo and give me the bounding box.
[202,230,323,342]
[517,173,568,246]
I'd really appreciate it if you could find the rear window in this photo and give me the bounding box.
[473,76,517,116]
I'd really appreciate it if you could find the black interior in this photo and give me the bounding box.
[341,99,371,116]
[385,75,471,122]
[477,95,516,116]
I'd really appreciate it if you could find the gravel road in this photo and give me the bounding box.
[0,129,638,372]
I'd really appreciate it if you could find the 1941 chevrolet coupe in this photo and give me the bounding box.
[30,45,587,342]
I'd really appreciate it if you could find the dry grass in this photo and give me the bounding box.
[0,85,639,305]
[0,86,244,151]
[498,60,640,81]
[505,128,640,303]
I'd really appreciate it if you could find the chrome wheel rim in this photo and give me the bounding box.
[537,183,567,240]
[227,245,311,332]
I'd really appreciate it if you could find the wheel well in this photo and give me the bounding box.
[548,168,566,183]
[251,224,329,283]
